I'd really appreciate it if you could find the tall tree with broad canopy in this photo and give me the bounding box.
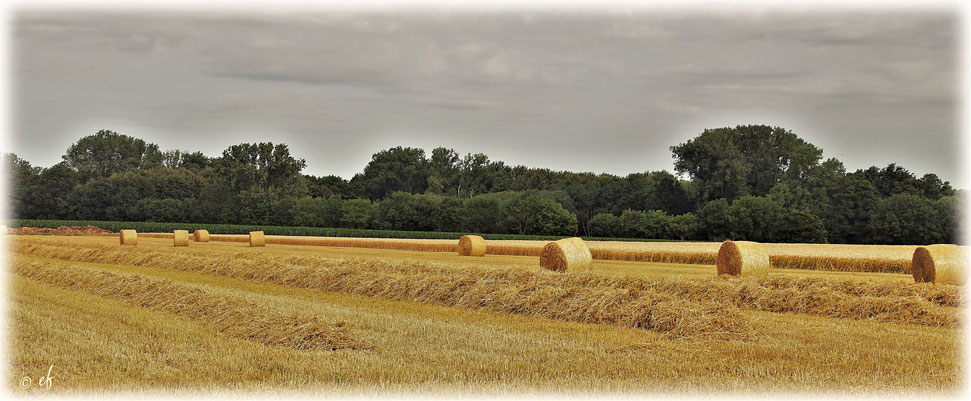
[62,129,164,180]
[215,142,307,195]
[352,146,429,199]
[670,125,823,203]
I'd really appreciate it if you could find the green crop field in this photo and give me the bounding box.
[6,219,677,242]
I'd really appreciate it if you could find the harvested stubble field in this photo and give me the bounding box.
[7,235,963,394]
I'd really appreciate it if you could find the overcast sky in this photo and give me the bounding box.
[10,9,960,184]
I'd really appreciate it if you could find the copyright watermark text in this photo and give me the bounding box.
[19,365,54,390]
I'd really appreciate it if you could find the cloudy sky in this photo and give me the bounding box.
[10,9,960,183]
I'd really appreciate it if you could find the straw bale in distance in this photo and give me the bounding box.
[912,244,967,285]
[173,230,189,247]
[119,229,138,246]
[716,240,770,277]
[540,237,592,272]
[457,235,486,256]
[193,229,210,242]
[250,231,265,247]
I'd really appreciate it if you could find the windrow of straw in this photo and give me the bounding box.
[642,276,960,327]
[132,232,915,273]
[14,238,960,329]
[14,239,754,341]
[12,258,364,351]
[137,232,175,239]
[208,234,457,252]
[483,241,916,273]
[754,276,963,308]
[768,255,910,274]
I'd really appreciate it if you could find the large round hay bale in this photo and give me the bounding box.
[716,240,770,277]
[173,230,189,247]
[912,244,966,285]
[457,235,486,256]
[193,229,210,242]
[249,231,265,247]
[120,229,138,246]
[540,237,592,273]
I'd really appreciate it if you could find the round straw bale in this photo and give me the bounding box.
[193,229,210,242]
[912,244,966,285]
[716,240,770,277]
[173,230,189,247]
[540,237,592,273]
[457,235,486,256]
[249,231,265,247]
[119,229,138,246]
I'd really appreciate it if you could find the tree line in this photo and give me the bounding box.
[4,125,962,244]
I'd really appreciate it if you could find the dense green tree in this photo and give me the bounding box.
[624,171,694,215]
[377,191,420,230]
[162,150,211,170]
[234,188,273,225]
[426,147,460,195]
[618,210,647,238]
[808,173,879,243]
[671,125,822,203]
[589,213,621,238]
[63,129,164,180]
[7,128,963,245]
[617,209,670,239]
[71,177,140,220]
[768,182,812,210]
[868,194,948,245]
[131,198,186,222]
[4,153,41,218]
[68,167,210,221]
[267,197,296,226]
[917,173,955,200]
[353,146,428,199]
[562,173,608,235]
[936,196,961,243]
[292,195,343,227]
[855,164,919,198]
[499,190,577,235]
[437,196,464,232]
[725,196,786,242]
[411,193,449,232]
[291,196,330,227]
[697,198,731,241]
[778,209,827,243]
[667,213,700,240]
[215,142,307,195]
[25,162,80,219]
[528,201,578,235]
[461,193,507,233]
[457,153,493,198]
[339,199,376,229]
[305,175,348,199]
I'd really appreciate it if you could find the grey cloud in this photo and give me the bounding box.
[9,9,960,184]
